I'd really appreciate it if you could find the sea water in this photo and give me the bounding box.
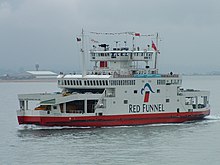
[0,76,220,165]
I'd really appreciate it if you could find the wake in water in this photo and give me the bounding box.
[205,114,220,120]
[17,124,92,130]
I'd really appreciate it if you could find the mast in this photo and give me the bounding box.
[130,35,134,61]
[81,29,86,77]
[154,33,159,69]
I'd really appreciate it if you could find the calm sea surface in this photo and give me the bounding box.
[0,76,220,165]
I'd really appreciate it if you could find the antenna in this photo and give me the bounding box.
[81,29,86,77]
[154,33,159,69]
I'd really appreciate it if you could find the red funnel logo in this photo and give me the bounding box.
[141,83,155,103]
[144,91,150,102]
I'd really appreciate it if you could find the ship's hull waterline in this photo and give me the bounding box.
[18,109,210,127]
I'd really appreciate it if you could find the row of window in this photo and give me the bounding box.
[84,80,109,86]
[109,80,136,86]
[58,79,137,87]
[157,79,166,85]
[91,52,152,58]
[123,98,170,104]
[157,79,182,85]
[58,79,109,86]
[58,80,82,86]
[59,79,181,87]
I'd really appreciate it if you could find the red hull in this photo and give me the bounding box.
[17,109,210,127]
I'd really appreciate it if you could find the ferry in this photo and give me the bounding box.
[17,30,210,127]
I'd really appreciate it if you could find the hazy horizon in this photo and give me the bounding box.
[1,0,220,74]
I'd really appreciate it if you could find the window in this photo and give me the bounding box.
[157,89,160,93]
[134,90,138,94]
[166,99,170,103]
[124,100,128,104]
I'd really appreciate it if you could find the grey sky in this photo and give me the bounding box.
[0,0,220,74]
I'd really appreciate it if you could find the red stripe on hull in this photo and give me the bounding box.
[17,109,210,127]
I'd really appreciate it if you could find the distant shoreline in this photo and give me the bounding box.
[0,79,57,83]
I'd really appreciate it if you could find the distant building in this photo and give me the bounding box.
[26,71,58,79]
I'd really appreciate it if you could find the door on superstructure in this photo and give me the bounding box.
[87,100,98,113]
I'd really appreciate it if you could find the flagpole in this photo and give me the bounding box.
[154,33,159,70]
[81,28,86,77]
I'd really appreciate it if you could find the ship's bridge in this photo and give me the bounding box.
[90,45,154,74]
[90,49,153,62]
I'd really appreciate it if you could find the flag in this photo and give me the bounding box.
[76,37,81,42]
[134,33,141,36]
[152,41,157,51]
